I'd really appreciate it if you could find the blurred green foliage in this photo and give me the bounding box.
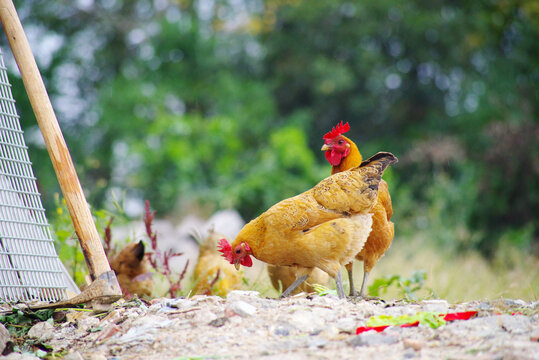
[368,270,433,301]
[2,0,537,257]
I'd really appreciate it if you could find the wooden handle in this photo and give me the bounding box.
[0,0,111,280]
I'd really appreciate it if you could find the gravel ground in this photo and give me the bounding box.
[4,291,538,360]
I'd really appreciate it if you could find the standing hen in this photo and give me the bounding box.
[219,152,397,298]
[322,121,395,297]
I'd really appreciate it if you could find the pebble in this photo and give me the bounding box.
[1,354,41,360]
[348,332,399,347]
[77,316,101,333]
[498,315,532,334]
[62,351,84,360]
[166,298,196,309]
[27,321,55,341]
[228,300,257,317]
[336,317,356,333]
[274,323,294,336]
[403,339,424,351]
[289,309,325,333]
[0,322,10,353]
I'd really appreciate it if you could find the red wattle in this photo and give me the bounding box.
[325,149,343,166]
[241,255,253,267]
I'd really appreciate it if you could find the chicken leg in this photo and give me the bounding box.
[335,270,345,299]
[280,274,308,298]
[346,262,357,297]
[358,271,369,297]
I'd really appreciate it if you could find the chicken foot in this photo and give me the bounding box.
[347,264,376,299]
[280,274,309,298]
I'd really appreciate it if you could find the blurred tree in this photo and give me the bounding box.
[256,0,538,254]
[2,0,536,255]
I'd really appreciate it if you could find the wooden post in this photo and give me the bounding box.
[0,0,113,283]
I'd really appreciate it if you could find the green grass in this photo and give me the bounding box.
[364,239,538,302]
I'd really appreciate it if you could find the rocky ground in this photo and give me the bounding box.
[1,291,538,360]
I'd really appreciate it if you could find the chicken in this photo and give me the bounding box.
[267,264,329,295]
[109,240,153,298]
[191,227,243,297]
[218,152,398,299]
[321,121,395,297]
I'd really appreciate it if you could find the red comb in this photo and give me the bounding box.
[217,238,233,263]
[323,121,350,141]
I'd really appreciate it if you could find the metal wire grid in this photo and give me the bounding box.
[0,47,67,303]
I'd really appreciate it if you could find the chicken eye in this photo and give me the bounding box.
[235,249,241,254]
[338,140,344,145]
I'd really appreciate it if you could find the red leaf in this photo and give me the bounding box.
[443,311,478,321]
[356,325,389,334]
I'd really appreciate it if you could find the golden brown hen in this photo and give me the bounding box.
[109,240,153,298]
[321,121,395,297]
[219,152,397,298]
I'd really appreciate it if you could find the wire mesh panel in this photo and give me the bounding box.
[0,47,67,303]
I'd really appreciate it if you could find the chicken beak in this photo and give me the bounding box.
[321,144,330,151]
[234,262,241,270]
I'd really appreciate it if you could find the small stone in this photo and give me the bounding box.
[274,324,292,336]
[308,337,327,349]
[348,332,399,347]
[336,317,356,333]
[403,339,423,351]
[289,309,325,333]
[224,306,237,317]
[148,303,164,313]
[62,351,84,360]
[149,297,166,305]
[166,298,196,309]
[403,348,417,358]
[2,354,40,360]
[101,309,124,324]
[77,316,100,332]
[498,315,531,334]
[208,317,229,327]
[228,301,256,317]
[27,321,54,341]
[0,322,10,353]
[421,299,449,314]
[477,302,491,310]
[96,323,121,341]
[505,299,527,307]
[89,352,107,360]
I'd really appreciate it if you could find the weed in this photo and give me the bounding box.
[144,200,188,298]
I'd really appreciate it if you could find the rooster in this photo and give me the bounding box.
[321,121,395,297]
[218,152,397,298]
[109,241,153,298]
[191,226,242,297]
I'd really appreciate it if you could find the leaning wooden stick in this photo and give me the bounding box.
[0,0,121,303]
